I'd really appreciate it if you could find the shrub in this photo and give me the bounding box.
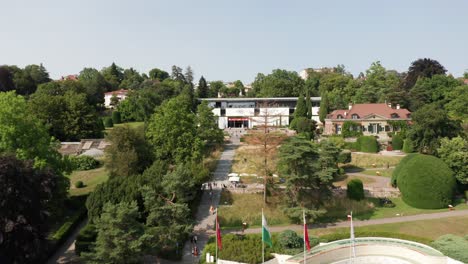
[397,154,456,209]
[391,153,417,186]
[357,136,379,153]
[103,117,113,128]
[344,141,360,151]
[112,111,122,124]
[347,179,365,201]
[327,136,346,149]
[70,155,100,171]
[402,138,414,153]
[278,230,303,249]
[75,224,97,256]
[392,134,404,150]
[338,150,352,164]
[75,181,84,188]
[431,234,468,263]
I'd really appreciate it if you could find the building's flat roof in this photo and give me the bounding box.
[200,97,321,102]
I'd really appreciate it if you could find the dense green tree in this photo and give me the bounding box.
[403,58,447,90]
[101,63,124,90]
[147,96,198,163]
[82,201,149,264]
[409,75,460,111]
[78,68,108,106]
[252,69,304,97]
[294,94,307,118]
[0,92,63,169]
[0,66,15,92]
[407,104,462,154]
[197,76,209,98]
[209,81,226,97]
[432,234,468,263]
[105,125,153,177]
[437,137,468,185]
[306,92,312,119]
[119,68,144,90]
[347,179,364,201]
[353,62,400,103]
[197,101,224,145]
[0,155,68,264]
[149,68,170,81]
[171,65,185,82]
[319,92,329,124]
[30,90,103,141]
[184,66,194,86]
[445,85,468,122]
[304,77,320,97]
[233,80,245,96]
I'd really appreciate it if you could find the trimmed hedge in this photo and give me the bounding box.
[103,117,113,128]
[69,155,100,171]
[357,136,379,153]
[347,179,364,201]
[75,181,84,188]
[75,224,97,256]
[402,138,414,153]
[391,153,417,186]
[319,231,432,245]
[396,154,456,209]
[112,111,122,124]
[432,234,468,263]
[392,135,404,150]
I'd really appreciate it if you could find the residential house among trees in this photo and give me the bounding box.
[323,103,411,141]
[104,89,129,108]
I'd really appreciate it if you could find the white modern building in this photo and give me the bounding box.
[104,89,129,108]
[200,97,321,129]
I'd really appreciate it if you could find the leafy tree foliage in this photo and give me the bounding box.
[278,230,303,249]
[357,136,379,153]
[391,134,404,150]
[149,68,170,81]
[197,101,224,145]
[341,121,362,138]
[78,68,108,106]
[0,66,15,92]
[252,69,304,97]
[278,136,341,209]
[353,62,400,103]
[445,85,468,122]
[0,92,63,169]
[403,58,447,90]
[171,65,185,83]
[0,155,68,264]
[437,137,468,185]
[101,63,124,90]
[407,104,462,154]
[105,125,153,177]
[146,95,198,163]
[306,92,312,119]
[319,92,329,124]
[294,94,307,118]
[30,89,103,141]
[120,68,144,90]
[112,111,122,124]
[82,201,149,264]
[409,75,460,111]
[197,76,209,98]
[432,234,468,263]
[402,138,415,153]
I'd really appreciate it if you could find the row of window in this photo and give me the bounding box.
[336,113,409,119]
[335,124,400,133]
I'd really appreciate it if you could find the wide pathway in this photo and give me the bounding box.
[237,209,468,234]
[161,129,242,264]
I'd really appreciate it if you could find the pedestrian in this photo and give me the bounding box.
[194,235,198,244]
[190,235,194,244]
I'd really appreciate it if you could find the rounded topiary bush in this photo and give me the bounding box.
[397,154,455,209]
[392,135,404,150]
[278,230,303,249]
[103,117,113,128]
[75,181,85,188]
[391,153,417,186]
[357,136,379,153]
[338,150,352,164]
[347,179,365,201]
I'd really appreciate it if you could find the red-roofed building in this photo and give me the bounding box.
[324,103,411,141]
[104,89,129,108]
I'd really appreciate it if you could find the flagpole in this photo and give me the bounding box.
[216,210,218,264]
[303,210,306,264]
[262,208,264,264]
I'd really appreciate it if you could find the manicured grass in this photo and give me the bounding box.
[68,166,109,196]
[218,192,291,228]
[105,121,145,132]
[349,153,403,168]
[354,197,468,220]
[333,175,376,188]
[312,216,468,240]
[359,168,394,177]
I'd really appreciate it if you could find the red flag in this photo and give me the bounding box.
[303,212,311,251]
[216,214,222,250]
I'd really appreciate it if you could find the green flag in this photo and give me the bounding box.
[262,212,272,247]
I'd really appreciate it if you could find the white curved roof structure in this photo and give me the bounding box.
[286,237,462,264]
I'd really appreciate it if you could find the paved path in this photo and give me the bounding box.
[235,209,468,234]
[161,129,243,264]
[47,218,87,264]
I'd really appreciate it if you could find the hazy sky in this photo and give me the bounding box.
[1,0,467,83]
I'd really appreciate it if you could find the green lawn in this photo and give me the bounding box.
[358,168,394,177]
[218,192,291,228]
[349,153,403,168]
[333,174,376,187]
[68,166,109,196]
[313,215,468,240]
[105,121,145,132]
[353,197,468,220]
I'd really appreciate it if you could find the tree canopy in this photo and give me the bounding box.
[252,69,304,97]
